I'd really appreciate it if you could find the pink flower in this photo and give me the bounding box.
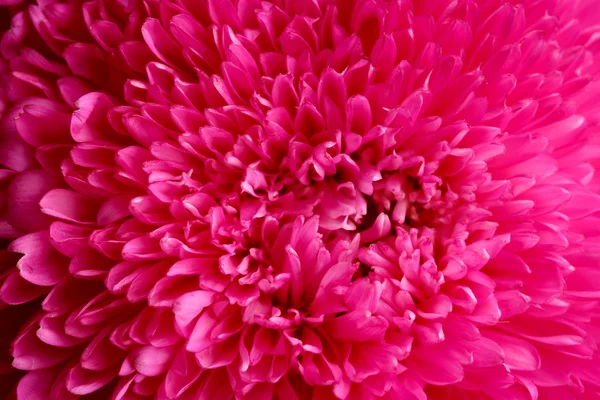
[1,0,600,398]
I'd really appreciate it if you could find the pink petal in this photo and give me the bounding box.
[329,310,388,342]
[9,231,69,286]
[40,189,100,225]
[484,330,541,371]
[131,344,177,377]
[6,169,57,232]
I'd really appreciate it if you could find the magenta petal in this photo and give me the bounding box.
[174,290,216,334]
[97,195,132,226]
[15,106,71,147]
[195,336,238,369]
[9,231,69,286]
[131,344,177,377]
[12,322,77,370]
[16,368,59,400]
[484,330,541,371]
[71,92,118,142]
[37,313,85,347]
[141,19,187,70]
[0,271,50,304]
[409,349,465,385]
[40,189,100,224]
[6,169,57,232]
[329,310,388,342]
[66,364,118,395]
[187,309,219,353]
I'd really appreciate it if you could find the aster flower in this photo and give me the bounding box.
[1,0,600,398]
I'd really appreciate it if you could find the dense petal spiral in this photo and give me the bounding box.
[1,0,600,398]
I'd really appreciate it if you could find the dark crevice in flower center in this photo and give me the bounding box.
[352,261,373,280]
[356,196,381,230]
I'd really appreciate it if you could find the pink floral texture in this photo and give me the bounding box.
[1,0,600,398]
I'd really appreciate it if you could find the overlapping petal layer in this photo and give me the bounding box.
[1,0,600,399]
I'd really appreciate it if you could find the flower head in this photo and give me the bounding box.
[1,0,600,399]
